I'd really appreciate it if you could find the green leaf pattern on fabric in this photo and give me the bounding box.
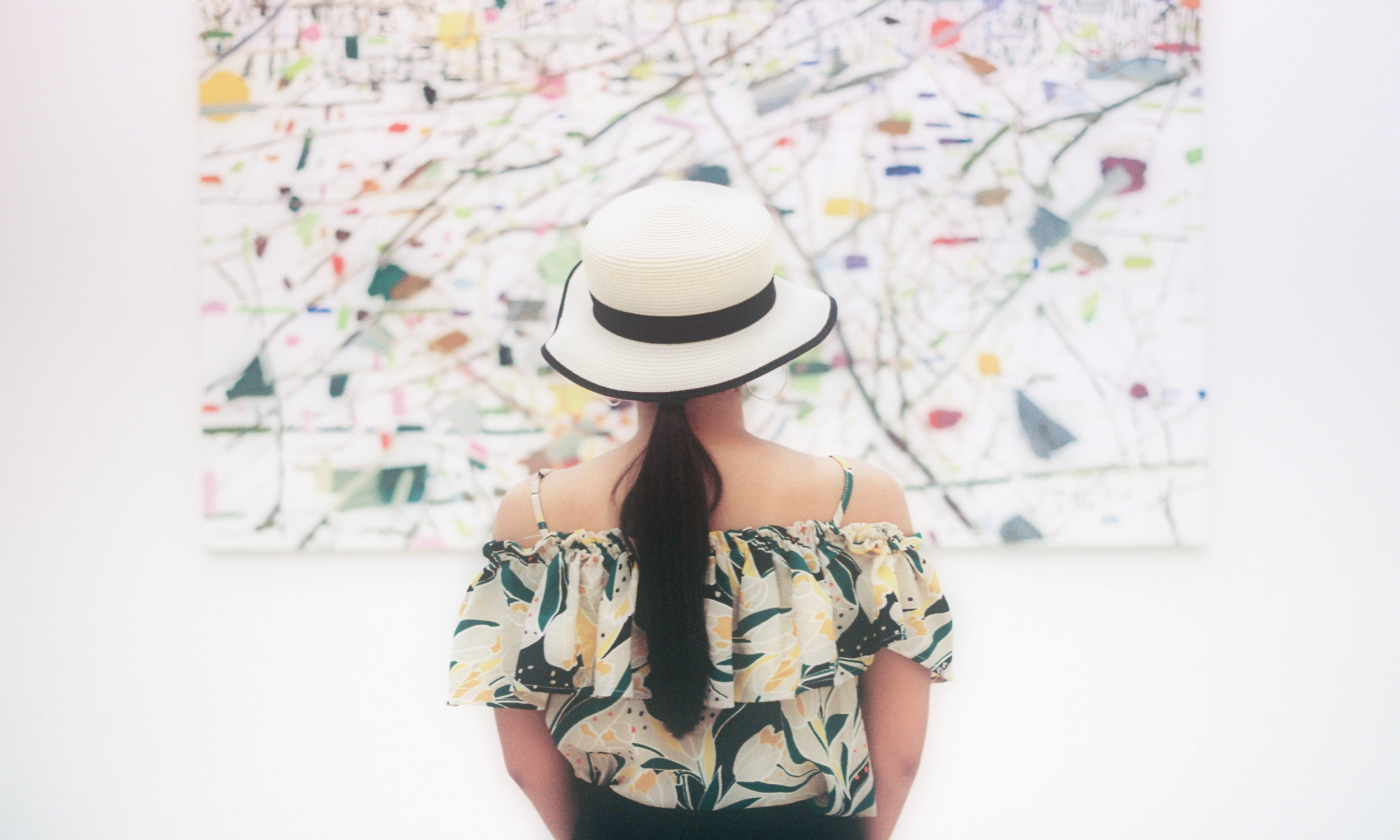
[447,520,952,816]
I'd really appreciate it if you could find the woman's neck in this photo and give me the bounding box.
[626,387,752,452]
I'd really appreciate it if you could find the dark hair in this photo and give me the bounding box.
[614,399,722,737]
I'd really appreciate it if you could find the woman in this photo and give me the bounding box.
[448,180,953,840]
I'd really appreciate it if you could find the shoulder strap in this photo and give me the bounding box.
[530,468,555,535]
[829,455,854,527]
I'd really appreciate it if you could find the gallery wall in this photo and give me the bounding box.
[2,1,1398,839]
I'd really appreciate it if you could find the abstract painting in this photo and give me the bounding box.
[197,0,1206,551]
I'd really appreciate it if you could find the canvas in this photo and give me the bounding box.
[197,0,1206,550]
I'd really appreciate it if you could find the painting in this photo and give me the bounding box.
[197,0,1206,550]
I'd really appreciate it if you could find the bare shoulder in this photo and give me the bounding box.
[837,456,915,535]
[492,475,540,545]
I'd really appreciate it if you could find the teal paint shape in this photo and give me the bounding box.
[369,264,407,299]
[226,357,274,399]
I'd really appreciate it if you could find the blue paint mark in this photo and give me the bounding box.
[306,305,332,313]
[938,138,972,145]
[918,92,938,98]
[956,111,983,119]
[1032,256,1040,270]
[1016,391,1077,458]
[845,255,868,269]
[1000,515,1043,543]
[885,165,921,176]
[1027,206,1071,252]
[925,122,952,128]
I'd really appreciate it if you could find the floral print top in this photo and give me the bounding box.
[447,455,953,816]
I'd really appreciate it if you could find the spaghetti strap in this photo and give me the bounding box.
[530,468,555,535]
[829,455,854,527]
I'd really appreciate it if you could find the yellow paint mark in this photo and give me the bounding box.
[977,353,1001,376]
[199,71,249,123]
[823,198,872,217]
[551,383,594,417]
[438,13,477,49]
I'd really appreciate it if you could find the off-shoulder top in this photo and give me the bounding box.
[447,455,953,816]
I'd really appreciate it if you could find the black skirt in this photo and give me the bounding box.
[570,779,865,840]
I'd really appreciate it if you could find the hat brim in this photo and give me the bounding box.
[541,261,838,402]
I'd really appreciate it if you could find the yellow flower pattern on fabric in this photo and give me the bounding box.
[447,461,952,816]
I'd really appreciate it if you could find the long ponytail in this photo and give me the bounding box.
[616,399,722,737]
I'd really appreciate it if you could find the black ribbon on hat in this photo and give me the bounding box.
[590,277,777,344]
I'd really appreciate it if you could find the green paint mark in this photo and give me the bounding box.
[231,160,244,172]
[295,213,320,247]
[1124,256,1154,269]
[200,29,233,39]
[774,263,787,279]
[486,115,510,126]
[1056,41,1075,55]
[928,332,947,349]
[1048,262,1069,273]
[282,55,313,81]
[336,307,349,330]
[664,93,685,112]
[1095,208,1118,221]
[1077,24,1099,39]
[1082,292,1099,323]
[537,240,582,285]
[891,110,911,122]
[1186,148,1204,165]
[369,263,407,298]
[454,207,473,219]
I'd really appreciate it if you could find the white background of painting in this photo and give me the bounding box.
[1,1,1397,838]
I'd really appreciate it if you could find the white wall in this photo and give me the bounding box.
[2,2,1398,838]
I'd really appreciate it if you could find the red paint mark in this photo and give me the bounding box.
[285,120,295,135]
[254,235,268,257]
[931,236,980,246]
[331,254,345,278]
[202,404,220,413]
[202,301,227,314]
[1152,42,1200,54]
[929,18,960,48]
[1130,383,1149,399]
[777,136,793,146]
[928,409,963,429]
[361,180,380,192]
[380,432,392,450]
[1101,157,1147,193]
[200,174,223,184]
[338,161,354,170]
[1180,0,1200,8]
[286,335,300,347]
[388,123,409,133]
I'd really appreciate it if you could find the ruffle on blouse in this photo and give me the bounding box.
[447,520,952,710]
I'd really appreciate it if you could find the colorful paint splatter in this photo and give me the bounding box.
[198,0,1206,551]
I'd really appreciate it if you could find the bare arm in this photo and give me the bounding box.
[843,458,933,840]
[488,478,581,839]
[494,708,581,840]
[858,649,932,840]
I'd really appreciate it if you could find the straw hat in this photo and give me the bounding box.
[540,180,838,401]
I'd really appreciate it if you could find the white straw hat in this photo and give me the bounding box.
[540,180,838,401]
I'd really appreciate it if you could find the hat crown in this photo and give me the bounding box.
[581,180,775,316]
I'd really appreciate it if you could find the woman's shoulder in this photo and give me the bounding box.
[829,455,915,535]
